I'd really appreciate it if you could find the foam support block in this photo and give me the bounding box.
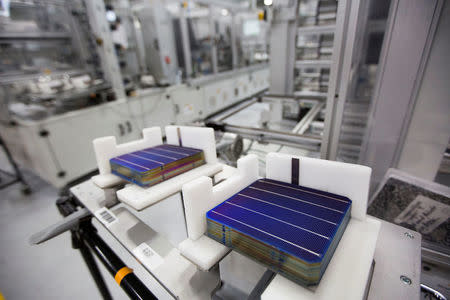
[266,152,371,221]
[92,127,163,188]
[260,153,380,299]
[178,154,259,271]
[91,126,223,211]
[110,144,206,187]
[117,126,223,211]
[188,152,380,299]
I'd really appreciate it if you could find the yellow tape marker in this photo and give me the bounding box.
[115,267,133,285]
[0,291,4,300]
[258,11,264,20]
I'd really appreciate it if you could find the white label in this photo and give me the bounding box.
[183,103,194,115]
[94,207,118,227]
[394,195,450,234]
[132,243,164,271]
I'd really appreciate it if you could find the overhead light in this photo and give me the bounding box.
[264,0,273,6]
[106,10,117,22]
[221,8,229,16]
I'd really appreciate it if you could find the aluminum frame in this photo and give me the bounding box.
[319,0,358,160]
[84,0,126,99]
[357,0,444,189]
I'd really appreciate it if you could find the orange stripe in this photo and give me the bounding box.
[114,267,133,285]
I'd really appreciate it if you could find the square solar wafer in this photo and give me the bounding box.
[110,144,205,187]
[206,178,351,286]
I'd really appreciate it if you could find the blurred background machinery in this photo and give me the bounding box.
[0,0,270,188]
[0,0,448,298]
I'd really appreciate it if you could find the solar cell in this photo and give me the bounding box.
[110,144,205,187]
[206,178,351,286]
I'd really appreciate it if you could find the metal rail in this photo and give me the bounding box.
[421,284,447,300]
[291,101,325,134]
[297,24,336,35]
[207,122,322,151]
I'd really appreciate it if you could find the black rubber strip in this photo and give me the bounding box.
[291,158,299,185]
[177,127,183,147]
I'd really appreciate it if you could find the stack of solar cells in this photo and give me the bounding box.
[110,144,205,187]
[206,178,351,286]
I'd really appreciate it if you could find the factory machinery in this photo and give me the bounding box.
[4,0,448,298]
[31,125,426,300]
[0,0,270,188]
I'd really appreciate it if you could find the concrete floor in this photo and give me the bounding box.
[0,153,127,299]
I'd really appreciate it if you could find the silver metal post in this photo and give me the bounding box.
[319,0,352,159]
[209,4,219,74]
[231,12,238,69]
[180,6,193,79]
[83,0,126,100]
[268,1,299,94]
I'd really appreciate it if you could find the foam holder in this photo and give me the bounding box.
[91,126,222,211]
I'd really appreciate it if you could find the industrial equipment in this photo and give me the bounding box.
[134,3,180,85]
[0,0,270,188]
[4,0,448,298]
[31,125,423,299]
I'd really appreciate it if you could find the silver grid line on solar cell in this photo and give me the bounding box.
[164,144,198,153]
[224,201,330,240]
[140,149,178,160]
[236,193,338,225]
[152,148,189,157]
[248,186,345,213]
[259,179,350,204]
[209,210,322,257]
[128,153,165,165]
[114,157,153,170]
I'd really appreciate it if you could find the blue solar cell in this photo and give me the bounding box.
[206,178,352,264]
[110,144,203,173]
[156,144,200,155]
[109,144,205,187]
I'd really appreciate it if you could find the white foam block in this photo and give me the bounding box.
[92,125,218,190]
[262,217,381,300]
[260,152,378,299]
[266,152,372,221]
[177,155,259,270]
[117,163,223,211]
[182,154,259,241]
[92,127,163,188]
[165,125,218,164]
[91,173,124,189]
[178,235,230,271]
[214,164,239,184]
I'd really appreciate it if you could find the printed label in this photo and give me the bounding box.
[183,103,194,115]
[394,195,450,234]
[94,207,118,227]
[132,243,164,270]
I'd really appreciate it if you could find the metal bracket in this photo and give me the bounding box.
[29,207,91,245]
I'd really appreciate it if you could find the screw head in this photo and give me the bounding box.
[400,275,412,285]
[404,232,414,239]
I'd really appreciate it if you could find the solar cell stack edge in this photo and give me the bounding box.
[110,144,206,187]
[206,178,351,286]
